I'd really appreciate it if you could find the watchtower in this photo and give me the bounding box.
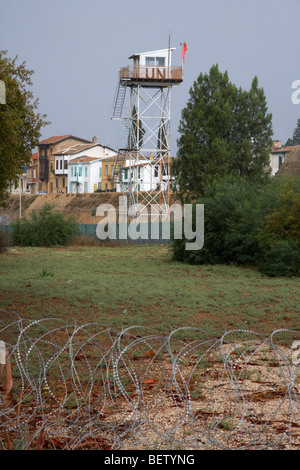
[112,47,183,221]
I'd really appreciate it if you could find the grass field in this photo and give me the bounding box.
[0,243,299,339]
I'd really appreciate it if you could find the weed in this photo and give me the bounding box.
[39,269,54,278]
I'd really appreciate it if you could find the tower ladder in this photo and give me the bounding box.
[112,72,127,119]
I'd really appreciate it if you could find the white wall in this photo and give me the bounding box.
[137,49,174,67]
[88,161,102,192]
[119,160,170,192]
[68,160,102,193]
[56,145,117,176]
[269,152,287,176]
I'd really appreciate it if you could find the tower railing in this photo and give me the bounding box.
[120,65,183,82]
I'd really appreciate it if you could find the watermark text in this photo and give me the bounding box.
[291,80,300,105]
[95,198,204,251]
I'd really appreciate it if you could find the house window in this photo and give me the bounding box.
[78,167,82,177]
[98,183,102,190]
[99,167,102,178]
[50,182,53,193]
[60,160,63,170]
[111,165,114,176]
[124,169,128,179]
[56,178,58,188]
[105,165,108,175]
[84,182,88,192]
[71,167,74,177]
[85,166,88,177]
[64,160,68,170]
[56,160,59,170]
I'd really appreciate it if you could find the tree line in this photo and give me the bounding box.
[1,51,299,276]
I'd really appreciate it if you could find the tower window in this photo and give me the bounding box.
[145,57,165,67]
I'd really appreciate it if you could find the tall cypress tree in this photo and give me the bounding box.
[231,77,273,179]
[157,118,168,158]
[172,65,273,200]
[285,118,300,146]
[127,105,145,149]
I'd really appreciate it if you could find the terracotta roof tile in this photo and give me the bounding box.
[53,143,100,155]
[38,135,92,145]
[39,135,71,145]
[271,145,300,153]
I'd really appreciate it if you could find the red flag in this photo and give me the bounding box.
[182,42,187,63]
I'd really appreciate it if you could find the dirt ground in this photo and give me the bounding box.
[1,328,299,451]
[0,193,181,225]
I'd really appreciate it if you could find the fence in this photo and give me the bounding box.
[0,310,299,450]
[78,223,171,245]
[1,223,174,245]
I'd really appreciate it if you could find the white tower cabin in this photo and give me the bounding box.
[112,47,183,221]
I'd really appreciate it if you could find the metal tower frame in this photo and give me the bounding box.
[112,49,182,222]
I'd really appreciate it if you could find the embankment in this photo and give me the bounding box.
[0,192,181,226]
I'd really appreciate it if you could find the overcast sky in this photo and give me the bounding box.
[1,0,300,154]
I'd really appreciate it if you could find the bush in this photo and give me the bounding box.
[0,227,11,253]
[12,203,79,247]
[172,176,279,265]
[172,176,300,277]
[257,178,300,276]
[258,239,300,277]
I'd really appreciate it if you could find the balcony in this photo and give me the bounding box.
[26,175,38,184]
[55,169,68,176]
[69,175,83,183]
[120,65,183,85]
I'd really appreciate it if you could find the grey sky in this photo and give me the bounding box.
[1,0,300,155]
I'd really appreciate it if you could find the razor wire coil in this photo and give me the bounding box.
[0,310,299,450]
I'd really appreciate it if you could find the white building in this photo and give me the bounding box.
[117,157,173,193]
[269,141,300,176]
[53,138,118,193]
[68,156,103,194]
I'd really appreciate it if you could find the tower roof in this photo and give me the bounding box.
[128,48,176,59]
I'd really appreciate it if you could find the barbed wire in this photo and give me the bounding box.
[0,309,299,450]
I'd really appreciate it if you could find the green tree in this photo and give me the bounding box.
[127,105,145,149]
[157,118,168,158]
[0,50,49,206]
[285,118,300,146]
[172,65,273,200]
